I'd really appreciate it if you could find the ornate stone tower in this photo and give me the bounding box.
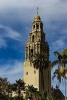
[24,12,51,98]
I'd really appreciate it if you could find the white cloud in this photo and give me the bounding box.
[60,28,67,41]
[0,60,24,83]
[0,24,23,48]
[51,40,65,50]
[0,24,22,41]
[0,0,67,22]
[0,38,7,48]
[0,0,35,10]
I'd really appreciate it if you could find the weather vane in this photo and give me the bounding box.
[37,7,39,14]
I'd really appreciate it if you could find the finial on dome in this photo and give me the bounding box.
[37,7,39,15]
[33,7,41,21]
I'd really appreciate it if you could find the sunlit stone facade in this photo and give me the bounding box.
[24,13,51,98]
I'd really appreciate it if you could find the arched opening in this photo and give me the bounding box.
[33,25,35,29]
[30,49,33,57]
[32,35,34,42]
[37,24,39,29]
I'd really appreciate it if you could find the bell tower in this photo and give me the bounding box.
[24,11,51,98]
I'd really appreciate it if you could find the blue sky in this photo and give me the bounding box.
[0,0,67,96]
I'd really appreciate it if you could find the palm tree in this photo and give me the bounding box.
[52,49,67,86]
[25,85,41,100]
[52,69,65,87]
[51,49,67,100]
[16,79,25,96]
[30,53,50,91]
[52,49,67,68]
[7,83,18,97]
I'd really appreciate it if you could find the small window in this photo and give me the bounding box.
[26,72,28,75]
[34,70,36,74]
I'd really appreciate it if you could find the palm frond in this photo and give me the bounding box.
[52,75,56,80]
[54,51,61,57]
[31,53,49,69]
[52,69,58,80]
[51,60,58,69]
[62,48,67,56]
[54,51,62,61]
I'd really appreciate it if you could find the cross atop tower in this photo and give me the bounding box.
[37,7,39,14]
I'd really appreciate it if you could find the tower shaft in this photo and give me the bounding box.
[24,14,51,99]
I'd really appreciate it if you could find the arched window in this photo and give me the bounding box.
[32,35,34,42]
[37,24,39,29]
[30,49,33,57]
[33,25,35,29]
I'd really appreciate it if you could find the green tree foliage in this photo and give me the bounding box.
[16,79,25,96]
[30,53,50,90]
[9,96,24,100]
[0,93,9,100]
[0,78,25,100]
[51,49,67,87]
[52,49,67,68]
[25,85,41,100]
[0,77,9,94]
